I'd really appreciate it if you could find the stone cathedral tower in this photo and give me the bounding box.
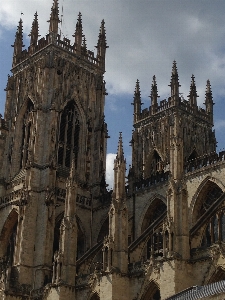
[1,2,225,300]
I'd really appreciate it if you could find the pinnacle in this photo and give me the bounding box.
[96,19,107,49]
[206,79,211,93]
[77,12,82,27]
[151,75,159,99]
[48,0,60,33]
[189,75,197,93]
[135,79,140,93]
[172,60,178,75]
[29,12,39,45]
[116,132,125,163]
[205,79,213,100]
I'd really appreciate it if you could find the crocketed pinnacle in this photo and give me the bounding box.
[116,132,125,164]
[170,61,180,86]
[73,12,82,38]
[29,12,39,46]
[169,61,180,104]
[204,79,214,124]
[132,79,142,122]
[151,75,159,109]
[188,74,198,107]
[12,19,24,57]
[97,19,107,49]
[48,0,60,34]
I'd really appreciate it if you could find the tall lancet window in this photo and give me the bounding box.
[58,101,80,168]
[20,99,34,168]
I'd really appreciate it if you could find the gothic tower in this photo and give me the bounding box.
[0,1,108,299]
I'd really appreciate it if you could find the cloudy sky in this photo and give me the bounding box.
[0,0,225,188]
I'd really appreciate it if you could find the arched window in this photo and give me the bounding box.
[6,221,18,266]
[141,199,166,233]
[193,181,223,224]
[141,281,160,300]
[20,99,34,168]
[58,101,80,169]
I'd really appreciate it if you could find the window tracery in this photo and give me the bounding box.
[58,101,80,169]
[201,211,225,247]
[20,99,34,168]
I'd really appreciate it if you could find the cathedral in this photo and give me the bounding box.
[0,1,225,299]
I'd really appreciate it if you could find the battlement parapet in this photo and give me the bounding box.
[184,150,225,174]
[137,96,211,124]
[13,34,103,70]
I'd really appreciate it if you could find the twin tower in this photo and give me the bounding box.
[0,1,224,300]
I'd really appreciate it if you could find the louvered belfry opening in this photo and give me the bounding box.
[58,101,80,169]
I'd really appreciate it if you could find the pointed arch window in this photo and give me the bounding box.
[58,101,80,168]
[20,99,34,168]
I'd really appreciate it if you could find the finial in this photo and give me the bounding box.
[77,12,82,28]
[172,60,178,75]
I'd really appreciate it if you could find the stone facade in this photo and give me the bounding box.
[0,1,225,299]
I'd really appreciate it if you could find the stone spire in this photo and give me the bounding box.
[29,12,39,47]
[150,75,159,114]
[12,19,24,67]
[73,12,83,55]
[132,79,142,123]
[188,75,198,109]
[96,20,108,72]
[205,79,214,124]
[48,0,60,34]
[113,133,126,201]
[169,61,180,105]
